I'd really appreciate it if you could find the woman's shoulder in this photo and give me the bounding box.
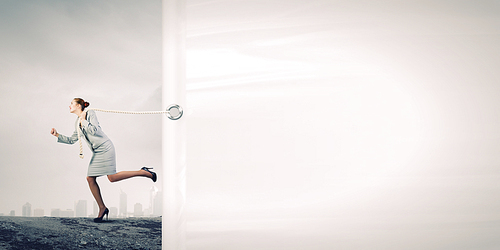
[86,109,97,118]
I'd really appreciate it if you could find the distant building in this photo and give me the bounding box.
[51,209,61,217]
[149,186,158,216]
[33,208,44,217]
[120,191,127,217]
[143,208,151,217]
[134,203,143,217]
[93,202,98,217]
[60,209,74,217]
[109,207,118,218]
[153,191,162,216]
[75,200,87,217]
[9,210,15,216]
[22,202,31,217]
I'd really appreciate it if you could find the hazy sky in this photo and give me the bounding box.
[1,0,500,249]
[0,0,163,215]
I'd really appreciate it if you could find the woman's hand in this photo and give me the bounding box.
[50,128,59,137]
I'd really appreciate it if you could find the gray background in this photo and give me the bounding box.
[1,0,500,249]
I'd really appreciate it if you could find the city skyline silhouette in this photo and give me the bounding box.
[5,188,162,219]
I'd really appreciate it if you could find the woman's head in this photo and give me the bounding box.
[70,98,90,113]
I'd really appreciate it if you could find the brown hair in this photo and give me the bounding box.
[74,98,90,111]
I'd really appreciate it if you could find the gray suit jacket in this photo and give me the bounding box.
[57,110,111,151]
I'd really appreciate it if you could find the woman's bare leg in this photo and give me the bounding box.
[107,169,152,183]
[86,176,107,216]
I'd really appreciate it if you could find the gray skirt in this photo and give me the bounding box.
[87,140,117,177]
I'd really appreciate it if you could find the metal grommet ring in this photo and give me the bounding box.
[166,104,183,120]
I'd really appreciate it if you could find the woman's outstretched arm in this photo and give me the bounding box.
[53,127,79,145]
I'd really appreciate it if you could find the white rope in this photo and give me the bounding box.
[89,108,169,115]
[77,123,84,159]
[78,129,84,159]
[77,108,169,159]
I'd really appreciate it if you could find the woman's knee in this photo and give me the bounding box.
[107,175,116,182]
[86,176,96,183]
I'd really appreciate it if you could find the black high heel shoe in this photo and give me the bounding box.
[141,166,157,182]
[94,208,109,223]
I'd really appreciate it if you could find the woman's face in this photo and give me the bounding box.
[69,100,81,113]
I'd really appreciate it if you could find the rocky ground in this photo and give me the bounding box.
[0,216,161,250]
